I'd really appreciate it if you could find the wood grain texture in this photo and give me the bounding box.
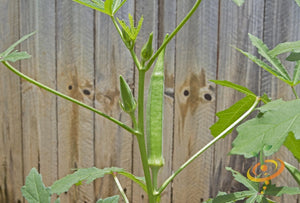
[56,0,95,202]
[0,1,23,202]
[172,0,219,202]
[93,2,134,202]
[156,0,176,202]
[0,0,300,202]
[262,0,300,202]
[211,0,264,198]
[19,0,58,192]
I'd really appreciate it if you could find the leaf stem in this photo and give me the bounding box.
[145,0,203,71]
[112,173,129,203]
[291,86,299,99]
[157,97,260,195]
[1,61,139,136]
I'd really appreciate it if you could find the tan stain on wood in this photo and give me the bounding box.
[177,69,215,130]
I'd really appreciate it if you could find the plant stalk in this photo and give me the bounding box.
[291,86,299,99]
[112,173,129,203]
[145,0,203,71]
[157,97,260,195]
[1,61,139,136]
[137,69,155,202]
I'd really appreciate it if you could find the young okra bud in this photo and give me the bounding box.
[122,28,133,49]
[119,75,136,113]
[146,34,169,171]
[140,32,153,66]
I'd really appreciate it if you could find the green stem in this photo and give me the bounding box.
[1,61,139,136]
[136,69,154,202]
[145,0,203,71]
[112,173,129,203]
[260,151,264,165]
[292,86,299,99]
[157,97,260,195]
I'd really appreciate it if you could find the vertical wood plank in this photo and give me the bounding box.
[172,0,219,202]
[94,2,134,201]
[212,0,265,197]
[262,0,300,202]
[156,0,176,202]
[19,0,57,191]
[0,1,23,202]
[132,0,159,202]
[56,1,95,201]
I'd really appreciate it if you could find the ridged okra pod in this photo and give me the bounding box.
[146,35,168,180]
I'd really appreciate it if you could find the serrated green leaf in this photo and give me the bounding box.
[210,95,257,138]
[104,0,113,15]
[286,52,300,61]
[235,47,292,85]
[248,34,291,82]
[117,14,143,41]
[73,0,105,12]
[0,31,35,59]
[226,167,259,192]
[284,161,300,186]
[211,80,256,97]
[96,195,119,203]
[118,171,147,192]
[112,0,126,14]
[264,183,300,196]
[284,132,300,162]
[268,41,300,57]
[21,168,51,203]
[204,191,255,203]
[231,99,300,158]
[1,50,31,62]
[51,167,124,195]
[293,61,300,85]
[232,0,245,6]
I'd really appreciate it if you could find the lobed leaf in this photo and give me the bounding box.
[264,184,300,196]
[235,47,292,85]
[21,168,51,203]
[51,167,124,195]
[226,167,259,192]
[96,195,120,203]
[268,40,300,57]
[284,161,300,186]
[284,132,300,162]
[230,99,300,158]
[117,14,143,41]
[286,52,300,61]
[210,80,256,97]
[248,34,291,82]
[210,95,257,138]
[292,61,300,85]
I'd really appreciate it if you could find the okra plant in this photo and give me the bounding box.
[1,0,300,202]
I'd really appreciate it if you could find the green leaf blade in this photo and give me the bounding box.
[292,61,300,85]
[2,50,31,62]
[248,34,291,82]
[284,132,300,162]
[232,0,245,6]
[231,99,300,158]
[264,184,300,196]
[118,171,147,192]
[21,168,51,203]
[210,95,256,138]
[226,167,259,192]
[268,40,300,57]
[51,167,124,195]
[96,195,120,203]
[284,162,300,186]
[210,80,256,97]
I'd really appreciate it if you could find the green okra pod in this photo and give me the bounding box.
[141,32,153,66]
[119,75,136,113]
[146,35,168,174]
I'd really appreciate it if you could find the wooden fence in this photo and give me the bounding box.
[1,0,300,202]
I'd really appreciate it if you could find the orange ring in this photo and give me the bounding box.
[247,159,284,182]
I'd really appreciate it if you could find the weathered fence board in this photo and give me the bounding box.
[0,1,23,202]
[0,0,300,202]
